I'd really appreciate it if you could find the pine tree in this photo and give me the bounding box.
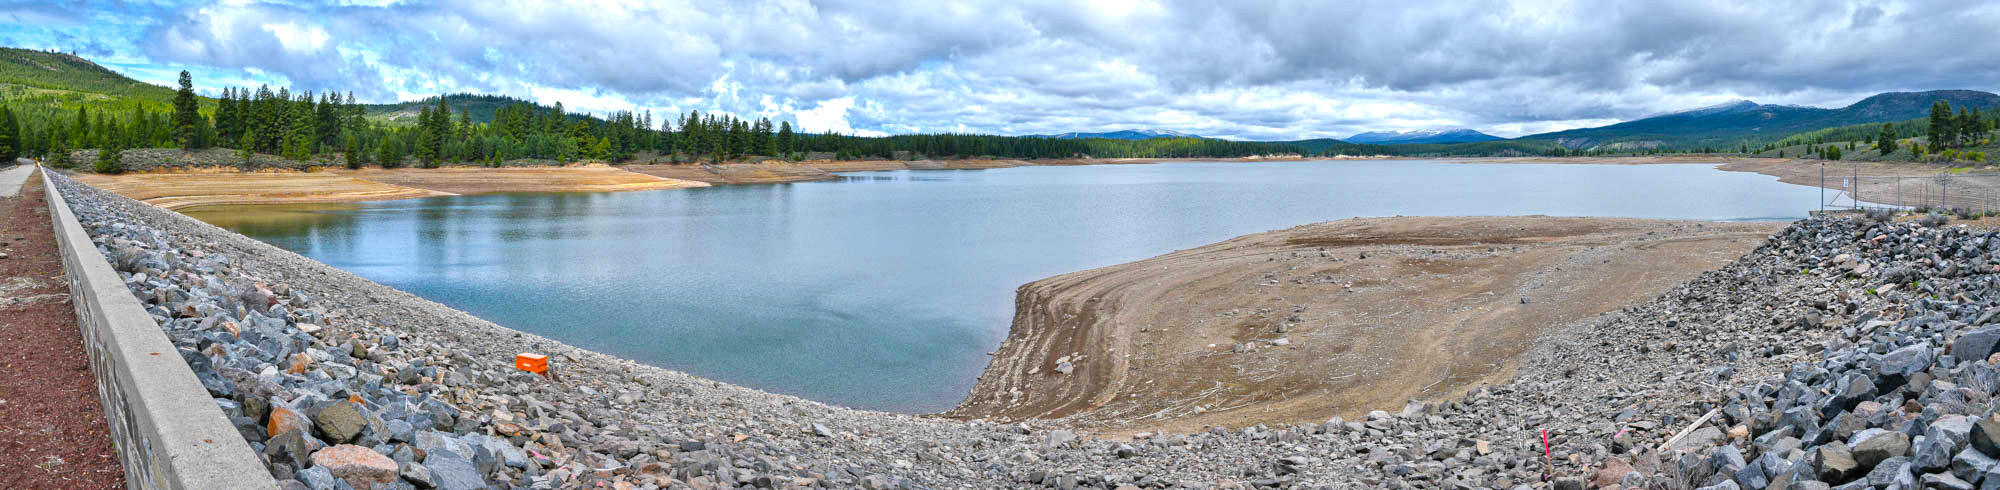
[48,138,72,168]
[70,106,88,149]
[377,137,403,168]
[414,106,437,165]
[95,140,123,173]
[1878,123,1899,154]
[428,97,451,166]
[238,132,254,162]
[345,134,365,169]
[1931,100,1954,150]
[172,70,200,149]
[778,121,795,155]
[1958,108,1979,148]
[0,106,18,162]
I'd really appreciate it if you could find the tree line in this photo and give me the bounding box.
[0,71,1326,170]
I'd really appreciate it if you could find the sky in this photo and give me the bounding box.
[3,1,1998,140]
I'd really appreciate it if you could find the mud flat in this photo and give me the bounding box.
[949,216,1785,434]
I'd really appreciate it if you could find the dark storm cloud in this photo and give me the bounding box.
[12,0,2000,138]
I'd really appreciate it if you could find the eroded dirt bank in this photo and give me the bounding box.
[949,216,1785,434]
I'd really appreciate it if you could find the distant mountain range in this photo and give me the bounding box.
[1344,128,1501,145]
[1518,90,2000,150]
[8,46,1995,156]
[1034,129,1204,140]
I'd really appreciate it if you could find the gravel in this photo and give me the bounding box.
[52,169,2000,488]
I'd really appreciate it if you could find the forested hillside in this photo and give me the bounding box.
[1,46,1992,170]
[1518,90,2000,151]
[1753,100,1998,164]
[0,48,1320,170]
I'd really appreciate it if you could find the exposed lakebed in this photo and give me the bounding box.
[185,160,1821,412]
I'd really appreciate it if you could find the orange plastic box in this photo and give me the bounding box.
[515,353,548,374]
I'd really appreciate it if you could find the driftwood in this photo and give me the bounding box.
[1654,407,1722,453]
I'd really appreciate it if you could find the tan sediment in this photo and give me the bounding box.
[945,216,1785,435]
[71,171,453,210]
[70,165,707,210]
[346,165,708,195]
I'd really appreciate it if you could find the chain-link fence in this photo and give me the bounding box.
[1818,165,2000,216]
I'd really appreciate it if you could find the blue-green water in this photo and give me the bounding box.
[186,160,1818,412]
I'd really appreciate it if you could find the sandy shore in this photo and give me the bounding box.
[71,165,707,210]
[946,216,1784,434]
[73,154,1981,212]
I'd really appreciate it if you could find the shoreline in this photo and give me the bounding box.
[58,154,1365,210]
[65,154,1975,212]
[945,216,1785,433]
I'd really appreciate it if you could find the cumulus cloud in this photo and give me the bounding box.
[8,0,2000,138]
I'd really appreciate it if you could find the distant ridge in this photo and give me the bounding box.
[1034,129,1203,140]
[1519,89,2000,150]
[1344,128,1501,145]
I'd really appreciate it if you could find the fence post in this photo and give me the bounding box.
[1819,162,1825,214]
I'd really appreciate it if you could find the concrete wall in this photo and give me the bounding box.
[41,168,278,489]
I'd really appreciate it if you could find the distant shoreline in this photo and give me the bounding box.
[58,154,1964,211]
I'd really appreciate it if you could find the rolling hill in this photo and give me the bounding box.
[1519,90,2000,150]
[1345,128,1501,145]
[362,93,585,126]
[0,47,203,112]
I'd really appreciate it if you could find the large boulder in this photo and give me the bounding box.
[1875,343,1934,391]
[1972,418,2000,457]
[267,404,312,439]
[310,400,368,445]
[421,451,484,490]
[308,444,397,489]
[1954,326,2000,361]
[1852,430,1911,470]
[1815,442,1860,483]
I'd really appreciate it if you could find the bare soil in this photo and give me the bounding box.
[946,216,1783,435]
[0,169,125,488]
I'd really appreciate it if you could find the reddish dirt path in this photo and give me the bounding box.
[0,167,125,488]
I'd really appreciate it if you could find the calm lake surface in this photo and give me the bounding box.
[186,160,1819,412]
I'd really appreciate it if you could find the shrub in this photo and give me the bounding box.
[1864,208,1896,223]
[1918,213,1949,227]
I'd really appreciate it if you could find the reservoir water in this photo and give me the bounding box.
[186,160,1820,412]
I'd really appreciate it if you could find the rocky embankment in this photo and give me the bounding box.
[52,166,2000,489]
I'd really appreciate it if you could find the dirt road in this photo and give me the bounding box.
[946,216,1784,434]
[0,168,125,488]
